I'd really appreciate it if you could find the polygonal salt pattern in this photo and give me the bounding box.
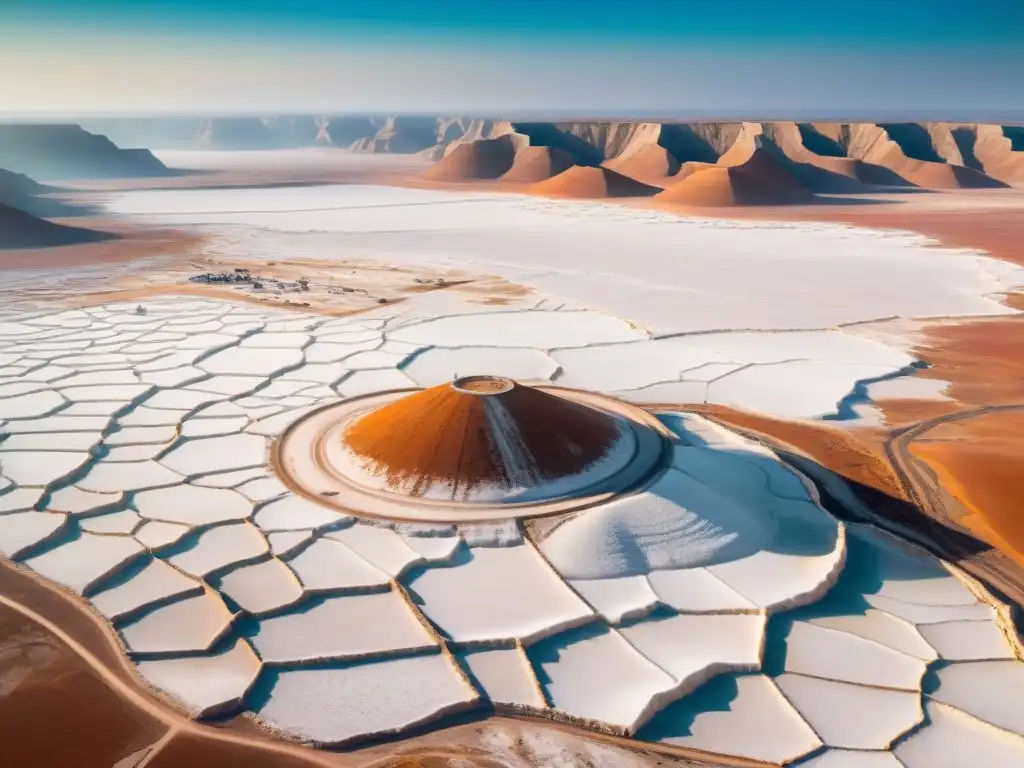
[406,542,594,644]
[23,532,145,595]
[134,484,251,526]
[251,591,436,664]
[136,637,262,718]
[774,673,922,749]
[456,647,546,709]
[926,661,1024,736]
[285,537,390,593]
[90,556,203,623]
[218,558,303,616]
[254,494,347,531]
[639,673,823,764]
[120,590,235,656]
[0,510,66,558]
[255,652,476,746]
[0,298,1020,760]
[160,433,267,476]
[893,700,1024,768]
[529,622,679,734]
[168,522,268,578]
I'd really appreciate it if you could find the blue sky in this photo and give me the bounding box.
[2,0,1022,116]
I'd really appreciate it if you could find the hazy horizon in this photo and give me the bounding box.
[2,0,1022,117]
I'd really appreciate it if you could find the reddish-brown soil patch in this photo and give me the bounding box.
[0,599,167,768]
[688,404,904,499]
[344,383,619,498]
[146,731,326,768]
[908,410,1024,566]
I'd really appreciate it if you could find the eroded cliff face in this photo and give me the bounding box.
[64,115,1024,186]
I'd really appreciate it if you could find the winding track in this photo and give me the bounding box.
[885,404,1024,610]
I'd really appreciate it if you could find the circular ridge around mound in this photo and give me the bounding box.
[273,386,670,523]
[342,381,629,502]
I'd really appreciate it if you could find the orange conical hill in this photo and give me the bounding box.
[343,378,620,500]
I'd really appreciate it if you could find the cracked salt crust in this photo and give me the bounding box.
[1,294,1022,757]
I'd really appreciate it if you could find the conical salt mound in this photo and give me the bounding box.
[421,136,517,181]
[342,376,629,502]
[529,166,661,199]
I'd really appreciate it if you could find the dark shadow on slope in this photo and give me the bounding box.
[950,126,984,170]
[658,125,720,164]
[1002,126,1024,151]
[796,124,846,157]
[878,123,946,162]
[509,123,604,166]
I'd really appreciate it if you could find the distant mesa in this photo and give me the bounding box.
[421,136,519,181]
[0,203,115,250]
[529,166,662,199]
[0,124,171,181]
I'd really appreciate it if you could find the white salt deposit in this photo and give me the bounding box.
[404,347,558,387]
[78,460,182,493]
[0,511,66,558]
[160,433,267,476]
[530,624,678,733]
[256,652,476,746]
[774,673,922,749]
[0,451,88,486]
[647,567,756,612]
[136,637,261,717]
[80,509,141,534]
[568,575,660,624]
[893,701,1024,768]
[641,674,821,764]
[391,310,644,349]
[917,621,1015,661]
[457,647,546,709]
[218,558,303,615]
[553,340,733,392]
[406,543,593,644]
[24,533,144,594]
[781,621,927,690]
[928,661,1024,736]
[134,484,251,526]
[134,520,191,550]
[618,613,764,689]
[199,346,304,376]
[169,522,267,578]
[252,591,435,664]
[803,610,938,661]
[798,752,904,768]
[90,557,202,621]
[254,494,346,531]
[107,185,1023,336]
[540,468,775,579]
[325,526,423,577]
[267,530,313,557]
[120,591,234,655]
[286,538,390,592]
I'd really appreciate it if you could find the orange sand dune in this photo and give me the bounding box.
[0,203,115,250]
[528,165,661,199]
[893,160,1007,190]
[500,146,575,183]
[420,136,517,181]
[657,149,811,207]
[602,144,682,187]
